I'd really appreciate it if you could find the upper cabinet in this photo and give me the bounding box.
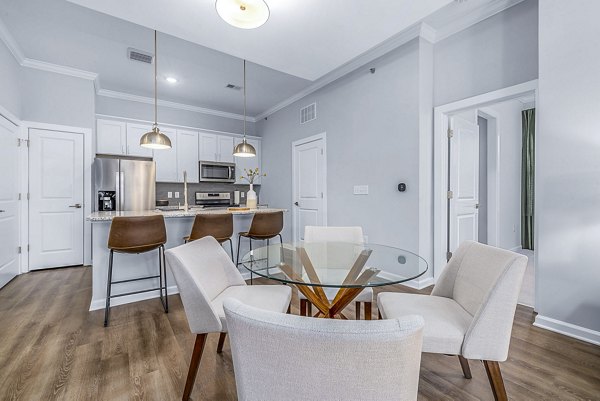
[234,138,262,185]
[96,119,126,155]
[198,132,235,163]
[177,130,199,183]
[125,123,155,158]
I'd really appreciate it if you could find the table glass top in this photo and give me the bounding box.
[240,242,428,288]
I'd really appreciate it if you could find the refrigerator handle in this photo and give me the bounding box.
[119,172,125,210]
[115,171,125,211]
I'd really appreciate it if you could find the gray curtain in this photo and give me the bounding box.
[521,108,535,250]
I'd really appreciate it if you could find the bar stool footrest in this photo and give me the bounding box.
[109,287,167,299]
[111,274,161,285]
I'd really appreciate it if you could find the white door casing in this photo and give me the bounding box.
[29,129,84,269]
[448,116,480,253]
[292,133,327,242]
[0,116,20,288]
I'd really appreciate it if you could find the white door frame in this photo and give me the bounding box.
[20,121,93,272]
[291,132,328,243]
[433,80,538,281]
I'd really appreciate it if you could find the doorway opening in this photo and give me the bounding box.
[434,80,537,308]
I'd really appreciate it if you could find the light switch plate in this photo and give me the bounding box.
[175,192,180,198]
[353,185,369,195]
[167,192,172,199]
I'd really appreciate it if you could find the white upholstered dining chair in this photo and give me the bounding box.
[377,241,527,401]
[223,298,425,401]
[165,236,292,401]
[300,226,373,319]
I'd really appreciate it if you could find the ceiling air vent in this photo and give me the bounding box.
[226,83,242,90]
[300,103,317,124]
[128,48,154,64]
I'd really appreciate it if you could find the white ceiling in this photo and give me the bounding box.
[65,0,454,81]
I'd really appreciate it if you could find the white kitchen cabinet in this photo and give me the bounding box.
[199,132,235,162]
[199,132,218,162]
[177,129,199,183]
[234,138,262,185]
[126,123,154,158]
[218,135,235,163]
[153,127,178,182]
[97,119,126,155]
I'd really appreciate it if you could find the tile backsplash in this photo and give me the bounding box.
[156,182,261,207]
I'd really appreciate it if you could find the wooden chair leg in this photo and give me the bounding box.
[216,332,227,354]
[364,302,372,320]
[378,309,382,320]
[355,302,361,320]
[458,355,472,379]
[483,360,508,401]
[300,299,307,316]
[307,301,312,317]
[287,304,291,314]
[183,333,207,401]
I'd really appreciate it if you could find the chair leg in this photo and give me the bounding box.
[216,332,227,354]
[378,309,382,320]
[103,250,114,327]
[364,302,372,320]
[182,333,207,401]
[236,234,242,266]
[300,299,307,316]
[227,238,234,262]
[458,355,472,379]
[287,304,291,314]
[307,301,312,317]
[355,302,361,320]
[483,360,508,401]
[162,245,168,313]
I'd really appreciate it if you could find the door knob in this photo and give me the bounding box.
[69,203,82,209]
[0,210,5,213]
[475,204,480,209]
[294,202,299,206]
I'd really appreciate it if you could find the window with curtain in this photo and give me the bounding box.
[521,108,535,250]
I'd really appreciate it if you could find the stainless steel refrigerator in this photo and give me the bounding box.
[94,156,156,211]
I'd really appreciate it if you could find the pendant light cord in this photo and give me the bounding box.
[243,59,247,140]
[154,30,158,129]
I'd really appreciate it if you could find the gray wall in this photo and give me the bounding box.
[95,96,257,136]
[20,68,95,129]
[434,0,538,106]
[537,0,600,333]
[258,39,422,253]
[0,40,21,119]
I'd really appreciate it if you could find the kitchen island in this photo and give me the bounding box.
[87,208,286,311]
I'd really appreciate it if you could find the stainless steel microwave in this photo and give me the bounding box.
[199,161,236,183]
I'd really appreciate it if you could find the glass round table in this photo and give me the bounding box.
[241,241,428,318]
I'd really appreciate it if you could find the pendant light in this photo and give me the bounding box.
[233,59,256,158]
[140,30,172,150]
[216,0,270,29]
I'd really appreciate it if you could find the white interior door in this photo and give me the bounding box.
[293,135,326,242]
[29,129,84,269]
[0,116,20,288]
[449,116,480,254]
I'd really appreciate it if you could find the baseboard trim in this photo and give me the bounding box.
[89,285,179,311]
[533,315,600,346]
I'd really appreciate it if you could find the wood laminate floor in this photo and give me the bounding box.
[0,266,599,401]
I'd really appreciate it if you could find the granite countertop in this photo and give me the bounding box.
[87,207,287,222]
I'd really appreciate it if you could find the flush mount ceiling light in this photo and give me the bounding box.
[233,60,256,158]
[165,76,178,84]
[216,0,270,29]
[140,30,172,150]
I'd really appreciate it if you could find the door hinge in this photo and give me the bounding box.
[17,138,30,147]
[447,190,453,199]
[18,246,21,254]
[446,251,453,261]
[447,128,454,138]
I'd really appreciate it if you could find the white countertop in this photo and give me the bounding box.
[87,207,287,222]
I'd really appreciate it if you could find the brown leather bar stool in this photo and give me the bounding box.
[236,211,284,284]
[183,214,234,260]
[104,215,168,326]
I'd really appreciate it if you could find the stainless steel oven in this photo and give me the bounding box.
[199,161,236,183]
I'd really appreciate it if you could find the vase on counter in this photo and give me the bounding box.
[246,184,257,209]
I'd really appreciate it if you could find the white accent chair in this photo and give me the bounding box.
[165,236,292,401]
[377,241,527,401]
[300,226,373,319]
[223,298,425,401]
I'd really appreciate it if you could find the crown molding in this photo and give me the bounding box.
[434,0,526,43]
[21,58,98,81]
[96,88,255,123]
[0,17,24,62]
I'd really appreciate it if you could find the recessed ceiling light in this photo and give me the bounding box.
[216,0,270,29]
[165,76,178,84]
